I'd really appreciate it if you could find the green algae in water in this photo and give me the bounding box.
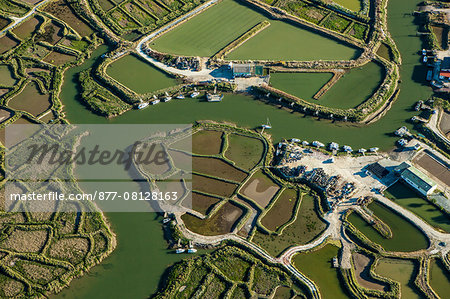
[293,244,349,299]
[429,258,450,298]
[375,258,422,298]
[348,201,429,252]
[106,54,179,94]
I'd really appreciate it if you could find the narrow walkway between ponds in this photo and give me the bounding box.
[0,0,52,37]
[426,111,450,146]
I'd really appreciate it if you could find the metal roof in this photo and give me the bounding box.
[401,165,437,191]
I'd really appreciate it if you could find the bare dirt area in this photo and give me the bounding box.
[192,156,248,182]
[0,36,19,54]
[414,152,450,186]
[0,108,12,123]
[352,252,388,291]
[12,16,40,40]
[439,111,450,139]
[181,201,245,235]
[8,81,52,116]
[261,188,298,231]
[189,191,221,215]
[241,171,280,208]
[43,51,76,65]
[192,129,223,155]
[192,173,238,197]
[43,0,93,36]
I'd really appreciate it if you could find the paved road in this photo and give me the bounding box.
[0,0,52,37]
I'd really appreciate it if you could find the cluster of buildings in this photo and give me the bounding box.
[229,63,264,78]
[425,52,450,89]
[142,45,201,71]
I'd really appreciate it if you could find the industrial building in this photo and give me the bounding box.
[395,163,438,196]
[230,63,264,78]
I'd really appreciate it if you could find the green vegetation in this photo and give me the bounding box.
[252,193,327,256]
[270,72,333,100]
[152,246,305,298]
[0,65,16,87]
[293,244,350,299]
[332,0,362,11]
[261,188,299,232]
[106,54,178,94]
[349,22,368,40]
[321,13,351,33]
[318,62,384,109]
[385,182,450,232]
[348,202,429,252]
[151,0,358,60]
[374,258,422,298]
[226,18,358,61]
[225,133,264,170]
[181,201,245,235]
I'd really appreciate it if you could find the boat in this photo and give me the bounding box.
[358,148,367,154]
[423,56,428,63]
[369,147,379,152]
[261,118,272,129]
[162,218,171,224]
[137,102,149,109]
[422,49,427,56]
[312,141,324,148]
[190,87,200,98]
[397,139,408,147]
[163,92,172,102]
[151,99,160,105]
[176,94,185,99]
[290,138,301,143]
[343,145,353,152]
[175,248,185,254]
[329,142,339,151]
[302,141,309,146]
[187,248,197,253]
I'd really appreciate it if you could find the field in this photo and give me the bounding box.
[150,0,265,57]
[348,202,429,252]
[43,51,77,65]
[374,258,422,298]
[0,16,10,30]
[0,65,16,86]
[0,108,12,124]
[8,82,51,116]
[225,18,358,61]
[332,0,362,11]
[181,201,244,235]
[192,156,248,182]
[261,188,298,232]
[240,170,280,208]
[0,1,29,16]
[270,72,333,101]
[384,182,450,232]
[192,130,223,155]
[316,62,384,109]
[12,17,40,40]
[225,133,264,170]
[414,152,450,186]
[192,173,238,197]
[35,21,64,45]
[429,258,450,298]
[106,54,179,94]
[352,252,388,291]
[376,43,392,60]
[293,245,350,299]
[190,191,221,215]
[153,246,304,298]
[439,111,450,138]
[431,26,445,49]
[43,0,94,36]
[151,0,358,60]
[0,35,19,54]
[252,193,327,256]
